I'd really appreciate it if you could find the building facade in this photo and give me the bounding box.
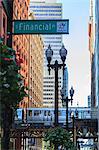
[95,0,99,109]
[95,0,99,147]
[30,0,65,108]
[13,0,44,109]
[89,0,99,110]
[29,34,44,108]
[12,0,30,109]
[89,0,96,109]
[89,0,99,147]
[28,13,44,108]
[0,0,7,44]
[0,0,13,46]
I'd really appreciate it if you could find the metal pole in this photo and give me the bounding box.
[72,115,74,143]
[66,97,68,130]
[54,60,58,126]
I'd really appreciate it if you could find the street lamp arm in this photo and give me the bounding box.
[49,62,65,69]
[47,61,66,75]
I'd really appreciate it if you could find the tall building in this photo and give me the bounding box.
[89,0,99,108]
[89,0,96,108]
[95,0,99,147]
[0,0,13,46]
[95,0,99,110]
[89,0,99,111]
[0,1,7,44]
[28,13,44,108]
[89,0,99,147]
[12,0,30,109]
[30,0,64,108]
[13,0,44,109]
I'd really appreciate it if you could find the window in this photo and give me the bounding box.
[34,110,40,116]
[34,13,61,16]
[30,5,61,9]
[44,111,47,116]
[48,111,50,116]
[34,10,61,12]
[58,111,61,116]
[14,5,17,17]
[29,110,32,116]
[3,17,5,34]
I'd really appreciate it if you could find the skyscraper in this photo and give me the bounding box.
[95,0,99,147]
[13,0,44,109]
[89,0,99,111]
[89,0,99,147]
[89,0,96,109]
[95,0,99,110]
[30,0,64,108]
[13,0,30,109]
[28,13,44,108]
[89,0,99,108]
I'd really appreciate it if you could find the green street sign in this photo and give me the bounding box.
[13,20,69,34]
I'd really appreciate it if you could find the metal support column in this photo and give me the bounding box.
[54,60,59,126]
[66,98,68,130]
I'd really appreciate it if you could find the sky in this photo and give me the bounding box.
[57,0,91,107]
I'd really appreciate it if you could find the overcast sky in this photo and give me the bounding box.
[57,0,91,107]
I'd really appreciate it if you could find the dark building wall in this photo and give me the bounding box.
[0,0,13,46]
[0,0,7,44]
[91,53,96,108]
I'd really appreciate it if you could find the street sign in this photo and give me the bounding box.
[13,20,69,34]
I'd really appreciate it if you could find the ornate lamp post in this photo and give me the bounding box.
[45,44,67,126]
[61,86,74,130]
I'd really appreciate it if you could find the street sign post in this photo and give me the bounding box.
[13,20,69,34]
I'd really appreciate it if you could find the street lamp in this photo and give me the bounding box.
[71,112,75,143]
[61,86,74,130]
[45,44,67,126]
